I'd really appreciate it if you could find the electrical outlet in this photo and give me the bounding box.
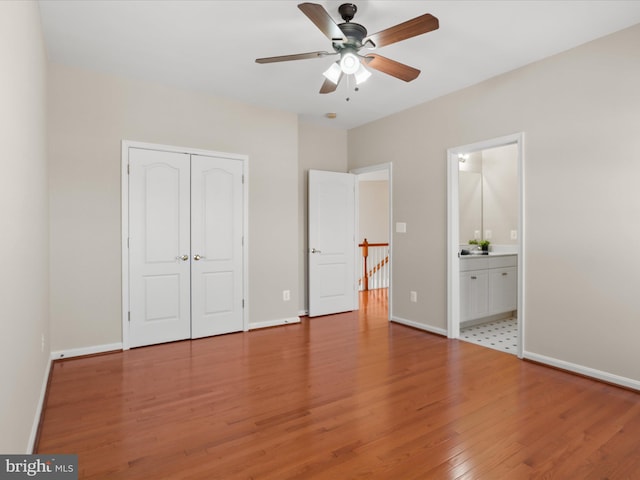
[410,291,417,303]
[485,229,492,240]
[282,290,291,302]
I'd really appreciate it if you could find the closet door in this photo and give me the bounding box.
[190,155,244,338]
[129,148,192,348]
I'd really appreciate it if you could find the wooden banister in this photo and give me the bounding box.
[359,238,389,291]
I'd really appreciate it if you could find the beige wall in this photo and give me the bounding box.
[359,181,389,244]
[349,24,640,383]
[298,122,348,313]
[0,1,49,452]
[48,64,299,351]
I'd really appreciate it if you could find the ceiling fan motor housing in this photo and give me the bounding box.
[334,22,368,52]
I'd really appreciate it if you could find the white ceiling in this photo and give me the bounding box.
[38,1,640,130]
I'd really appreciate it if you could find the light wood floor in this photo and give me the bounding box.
[38,289,640,479]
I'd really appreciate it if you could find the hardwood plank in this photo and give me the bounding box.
[37,290,640,479]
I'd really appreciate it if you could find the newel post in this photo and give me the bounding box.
[362,238,369,291]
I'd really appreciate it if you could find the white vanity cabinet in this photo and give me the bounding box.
[460,255,517,323]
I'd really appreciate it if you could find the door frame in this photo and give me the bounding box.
[350,163,393,320]
[446,133,525,358]
[121,140,249,350]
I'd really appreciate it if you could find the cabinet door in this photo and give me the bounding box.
[489,267,517,314]
[460,270,489,322]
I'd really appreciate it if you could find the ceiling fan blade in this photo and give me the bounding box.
[298,3,346,42]
[365,54,420,82]
[320,74,342,94]
[255,51,333,64]
[364,13,439,49]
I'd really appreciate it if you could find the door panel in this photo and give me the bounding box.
[191,155,244,338]
[308,170,356,317]
[129,148,191,347]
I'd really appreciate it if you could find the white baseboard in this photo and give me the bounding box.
[524,351,640,391]
[391,316,448,337]
[51,342,123,361]
[27,356,52,453]
[249,317,301,330]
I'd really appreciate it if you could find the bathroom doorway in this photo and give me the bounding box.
[447,133,524,357]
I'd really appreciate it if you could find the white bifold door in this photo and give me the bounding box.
[128,147,244,348]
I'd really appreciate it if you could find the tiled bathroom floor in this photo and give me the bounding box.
[460,317,518,355]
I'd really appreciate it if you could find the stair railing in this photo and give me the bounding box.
[359,238,390,291]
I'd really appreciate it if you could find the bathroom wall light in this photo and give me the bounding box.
[458,153,469,162]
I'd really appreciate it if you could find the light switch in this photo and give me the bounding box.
[510,230,518,240]
[396,222,407,233]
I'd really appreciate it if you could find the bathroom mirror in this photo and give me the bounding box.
[459,171,482,242]
[458,144,518,245]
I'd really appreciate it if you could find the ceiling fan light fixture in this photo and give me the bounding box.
[354,63,371,84]
[322,62,342,84]
[340,49,360,75]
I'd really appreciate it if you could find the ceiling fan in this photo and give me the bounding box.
[255,2,439,94]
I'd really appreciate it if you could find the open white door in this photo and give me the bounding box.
[308,170,356,317]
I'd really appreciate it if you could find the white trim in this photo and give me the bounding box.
[524,351,640,392]
[51,343,123,361]
[391,316,448,337]
[447,133,525,358]
[350,163,393,321]
[27,357,52,453]
[121,140,249,348]
[249,317,301,330]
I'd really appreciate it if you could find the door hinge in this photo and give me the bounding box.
[242,174,245,184]
[127,237,130,249]
[242,299,245,308]
[127,164,130,175]
[128,311,131,322]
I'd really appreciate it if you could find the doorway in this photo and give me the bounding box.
[447,133,524,357]
[352,163,392,320]
[121,141,248,349]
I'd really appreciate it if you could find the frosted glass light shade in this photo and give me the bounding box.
[340,51,360,75]
[323,62,342,84]
[354,64,371,84]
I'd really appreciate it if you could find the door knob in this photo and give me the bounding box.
[311,248,322,254]
[177,255,189,261]
[193,254,205,261]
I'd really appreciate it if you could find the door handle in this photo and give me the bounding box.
[311,248,322,254]
[177,255,189,261]
[193,254,205,261]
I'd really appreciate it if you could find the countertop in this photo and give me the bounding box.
[459,252,517,258]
